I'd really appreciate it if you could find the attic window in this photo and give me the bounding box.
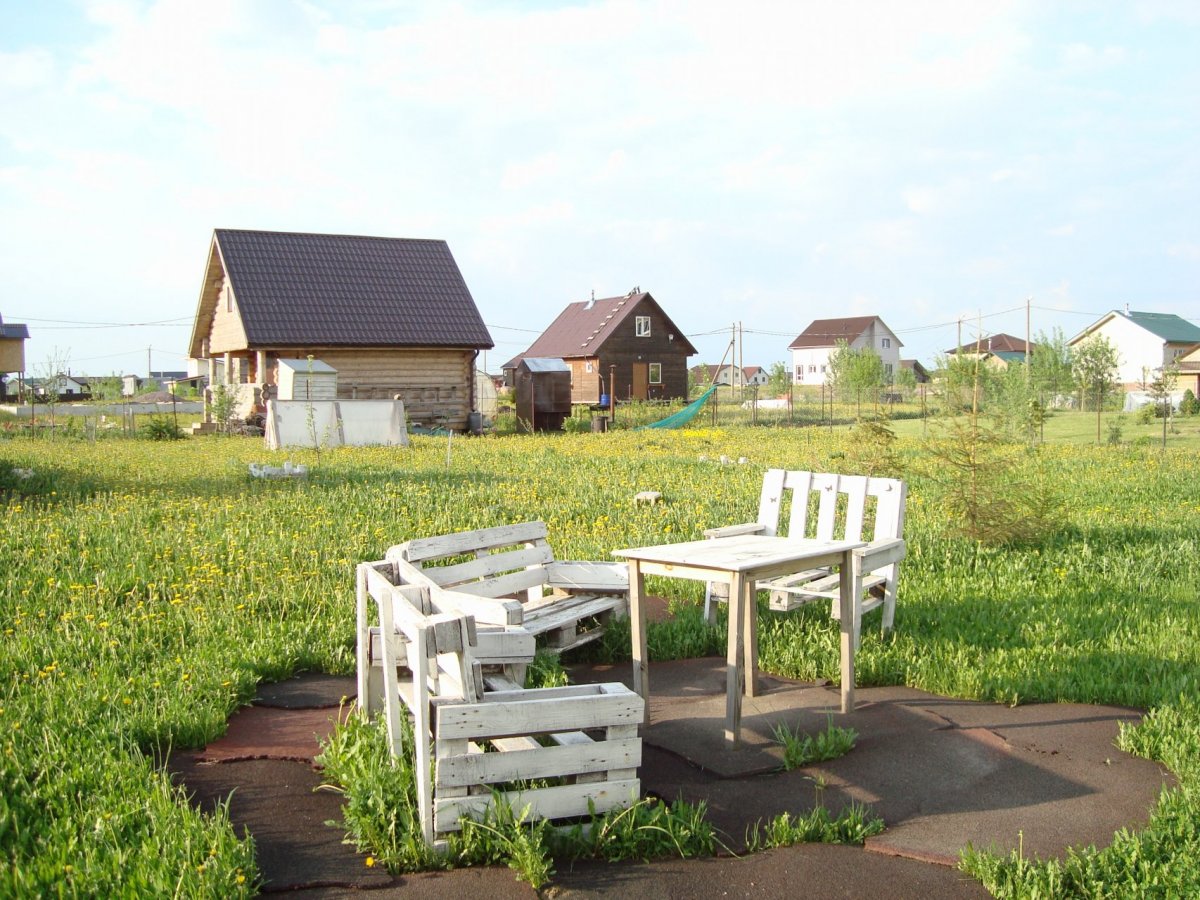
[881,338,891,349]
[635,316,651,337]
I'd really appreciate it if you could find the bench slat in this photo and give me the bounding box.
[398,522,550,563]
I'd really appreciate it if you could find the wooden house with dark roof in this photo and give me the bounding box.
[503,290,696,404]
[187,229,493,430]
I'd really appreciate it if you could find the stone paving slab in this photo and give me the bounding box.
[175,665,1176,896]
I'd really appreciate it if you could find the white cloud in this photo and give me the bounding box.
[501,153,563,191]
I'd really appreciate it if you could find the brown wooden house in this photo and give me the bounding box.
[187,229,494,430]
[504,290,696,404]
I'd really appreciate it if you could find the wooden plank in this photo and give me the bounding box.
[421,545,555,588]
[522,594,626,635]
[436,738,640,788]
[813,473,840,541]
[430,588,523,627]
[785,470,813,538]
[757,468,787,536]
[435,692,644,742]
[490,736,542,752]
[434,779,640,833]
[399,522,550,564]
[841,475,869,543]
[450,567,549,601]
[544,561,629,593]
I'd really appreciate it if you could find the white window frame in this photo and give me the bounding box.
[648,362,662,384]
[635,316,651,337]
[882,337,891,349]
[585,361,594,373]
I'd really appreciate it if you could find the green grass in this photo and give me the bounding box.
[3,428,1200,894]
[773,716,859,770]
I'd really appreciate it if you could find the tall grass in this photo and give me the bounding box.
[2,429,1200,894]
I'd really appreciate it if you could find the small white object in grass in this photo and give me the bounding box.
[13,468,34,479]
[719,455,730,465]
[634,491,662,505]
[738,457,749,465]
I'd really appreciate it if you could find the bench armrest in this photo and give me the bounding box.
[703,523,766,539]
[855,537,906,570]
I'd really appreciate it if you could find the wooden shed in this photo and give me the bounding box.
[276,358,338,401]
[515,358,571,432]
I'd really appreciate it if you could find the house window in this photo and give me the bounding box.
[635,316,651,337]
[585,361,594,373]
[885,363,894,378]
[795,366,804,381]
[808,365,817,373]
[649,363,662,384]
[882,338,891,349]
[820,365,827,373]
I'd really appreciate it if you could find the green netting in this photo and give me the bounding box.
[636,384,719,430]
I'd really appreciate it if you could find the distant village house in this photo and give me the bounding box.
[504,290,696,404]
[788,316,902,386]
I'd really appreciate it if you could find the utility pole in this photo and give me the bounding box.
[147,345,152,379]
[1025,296,1032,378]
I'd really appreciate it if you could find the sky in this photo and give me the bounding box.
[1,0,1198,379]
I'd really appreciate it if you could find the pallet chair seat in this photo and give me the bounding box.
[385,521,629,654]
[703,470,907,647]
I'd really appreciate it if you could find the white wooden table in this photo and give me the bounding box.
[613,534,865,747]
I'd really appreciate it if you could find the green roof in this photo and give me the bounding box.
[1123,311,1200,343]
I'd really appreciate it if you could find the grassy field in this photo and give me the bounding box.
[2,427,1199,896]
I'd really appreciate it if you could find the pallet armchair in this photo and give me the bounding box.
[385,521,629,654]
[356,559,643,847]
[703,470,907,647]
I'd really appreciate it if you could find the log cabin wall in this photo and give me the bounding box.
[268,346,475,430]
[208,279,249,354]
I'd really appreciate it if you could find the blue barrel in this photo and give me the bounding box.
[599,393,610,407]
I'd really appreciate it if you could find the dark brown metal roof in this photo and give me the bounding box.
[515,292,697,359]
[945,333,1035,354]
[212,229,493,348]
[788,316,884,350]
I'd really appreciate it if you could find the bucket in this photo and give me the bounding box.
[599,393,610,408]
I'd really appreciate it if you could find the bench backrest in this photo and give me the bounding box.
[388,521,554,603]
[757,470,906,545]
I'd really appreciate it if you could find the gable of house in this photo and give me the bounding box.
[189,229,493,357]
[1071,310,1200,385]
[789,316,902,384]
[511,291,696,402]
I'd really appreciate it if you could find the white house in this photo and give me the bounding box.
[1069,309,1200,388]
[788,316,902,386]
[742,366,770,386]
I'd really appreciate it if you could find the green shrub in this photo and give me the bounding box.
[140,415,182,441]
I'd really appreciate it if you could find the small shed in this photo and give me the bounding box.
[515,358,571,432]
[276,358,337,401]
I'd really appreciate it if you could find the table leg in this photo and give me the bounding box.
[629,560,649,724]
[724,572,745,747]
[838,551,857,713]
[744,577,758,698]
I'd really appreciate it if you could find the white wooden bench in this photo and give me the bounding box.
[703,470,907,648]
[355,560,643,847]
[385,521,629,654]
